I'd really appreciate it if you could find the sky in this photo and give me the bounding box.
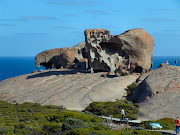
[0,0,180,57]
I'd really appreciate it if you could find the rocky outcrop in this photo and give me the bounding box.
[113,29,154,73]
[158,63,168,68]
[36,28,154,75]
[0,69,139,110]
[128,66,180,120]
[84,29,112,72]
[84,28,154,74]
[35,42,86,69]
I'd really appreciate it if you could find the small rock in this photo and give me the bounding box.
[32,70,37,73]
[39,69,44,72]
[158,63,168,68]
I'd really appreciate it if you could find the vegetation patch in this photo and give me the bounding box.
[85,100,139,120]
[141,118,175,130]
[127,82,137,96]
[0,99,171,134]
[66,128,163,135]
[0,100,102,134]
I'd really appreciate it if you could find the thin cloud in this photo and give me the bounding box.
[0,16,57,22]
[152,32,180,38]
[48,0,96,6]
[64,14,77,17]
[142,18,177,23]
[84,10,109,15]
[81,0,96,5]
[48,0,76,5]
[0,19,13,21]
[0,24,15,26]
[162,29,180,32]
[53,25,75,30]
[146,8,175,11]
[17,16,57,21]
[16,33,48,36]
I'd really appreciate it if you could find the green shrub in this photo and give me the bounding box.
[65,128,89,135]
[88,122,109,131]
[156,118,174,130]
[85,100,139,120]
[42,123,62,133]
[66,128,163,135]
[62,118,84,130]
[141,118,175,130]
[127,82,137,96]
[131,130,163,135]
[14,123,36,135]
[46,111,102,123]
[14,128,32,135]
[0,127,14,134]
[127,84,136,91]
[14,123,26,129]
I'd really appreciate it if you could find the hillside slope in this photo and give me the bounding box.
[129,66,180,120]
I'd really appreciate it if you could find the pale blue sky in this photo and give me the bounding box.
[0,0,180,56]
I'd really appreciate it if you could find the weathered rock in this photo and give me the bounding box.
[35,42,86,69]
[39,69,44,72]
[84,29,125,72]
[36,28,154,75]
[111,28,154,73]
[32,70,37,73]
[128,66,180,120]
[0,69,139,110]
[84,28,154,74]
[56,50,75,68]
[158,63,168,68]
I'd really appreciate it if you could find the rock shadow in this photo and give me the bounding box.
[106,75,117,78]
[26,70,88,79]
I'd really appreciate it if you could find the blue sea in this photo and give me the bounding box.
[0,56,46,81]
[0,56,179,81]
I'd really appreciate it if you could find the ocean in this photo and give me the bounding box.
[0,56,46,81]
[0,56,179,81]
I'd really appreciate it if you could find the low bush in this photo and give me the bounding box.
[42,123,62,134]
[66,129,163,135]
[62,118,84,130]
[141,118,175,130]
[85,100,139,120]
[65,128,89,135]
[0,100,103,134]
[46,111,102,123]
[127,82,137,96]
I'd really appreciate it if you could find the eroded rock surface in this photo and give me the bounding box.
[128,66,180,120]
[35,42,86,69]
[0,70,139,110]
[158,63,168,68]
[36,28,154,75]
[84,28,154,74]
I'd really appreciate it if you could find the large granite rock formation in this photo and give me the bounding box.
[35,28,154,75]
[85,28,154,74]
[35,42,86,69]
[129,66,180,120]
[0,69,139,110]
